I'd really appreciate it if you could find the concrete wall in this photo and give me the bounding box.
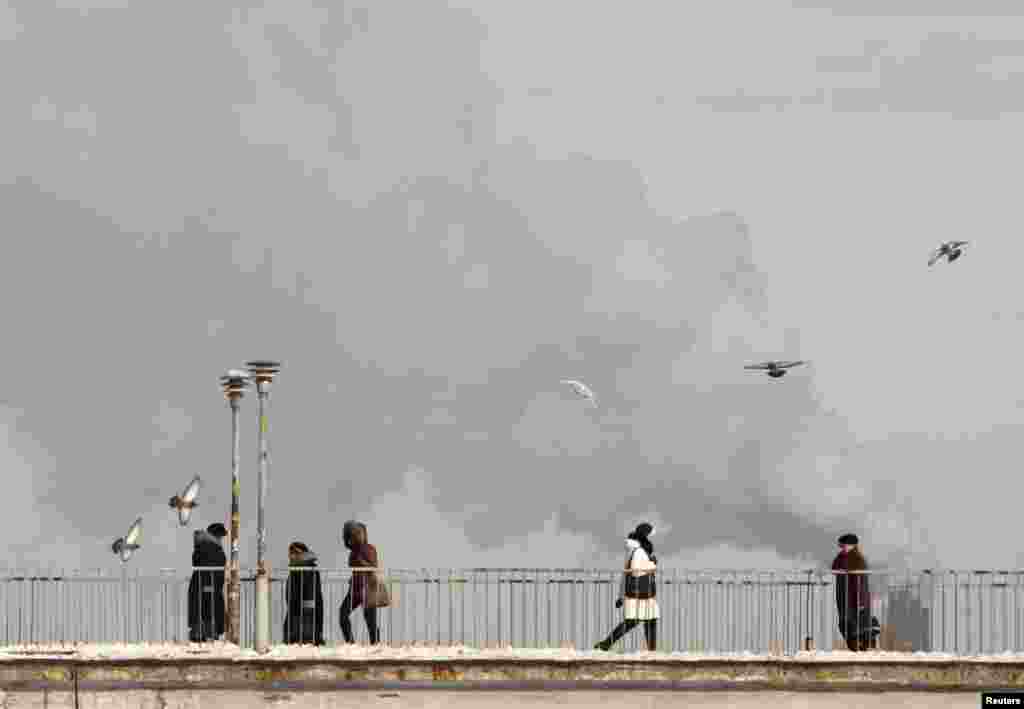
[2,657,1024,688]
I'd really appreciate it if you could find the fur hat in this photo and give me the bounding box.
[837,533,859,546]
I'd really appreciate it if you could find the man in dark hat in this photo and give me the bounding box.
[831,533,873,651]
[188,523,228,642]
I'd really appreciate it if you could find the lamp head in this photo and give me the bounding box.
[220,370,251,400]
[245,360,281,392]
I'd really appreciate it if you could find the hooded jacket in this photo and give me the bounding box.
[344,522,379,608]
[187,530,227,632]
[832,546,870,612]
[284,550,324,642]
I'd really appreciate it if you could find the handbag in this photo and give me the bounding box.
[623,548,657,598]
[365,552,391,609]
[624,572,656,598]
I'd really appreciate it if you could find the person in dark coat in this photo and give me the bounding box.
[831,533,875,651]
[283,541,325,645]
[339,520,381,645]
[594,523,659,652]
[188,523,227,642]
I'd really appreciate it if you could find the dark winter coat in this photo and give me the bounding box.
[832,547,871,612]
[187,530,226,638]
[283,551,324,645]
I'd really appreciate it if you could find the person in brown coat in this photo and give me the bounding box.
[339,520,381,644]
[831,533,873,651]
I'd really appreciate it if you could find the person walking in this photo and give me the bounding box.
[188,523,227,642]
[594,523,659,652]
[339,521,386,645]
[832,533,874,651]
[283,541,325,645]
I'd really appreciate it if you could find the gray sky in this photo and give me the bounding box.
[1,1,1022,574]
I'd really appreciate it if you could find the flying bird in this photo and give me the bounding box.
[744,360,807,378]
[928,240,969,267]
[169,475,202,526]
[111,517,143,563]
[560,379,598,407]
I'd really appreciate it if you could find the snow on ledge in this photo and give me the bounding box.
[1,643,1024,663]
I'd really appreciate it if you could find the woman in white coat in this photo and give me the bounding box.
[594,523,658,652]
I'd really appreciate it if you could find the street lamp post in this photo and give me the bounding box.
[220,369,250,646]
[245,360,280,654]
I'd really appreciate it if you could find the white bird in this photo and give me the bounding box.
[927,240,969,267]
[560,379,598,407]
[111,517,143,563]
[169,475,202,526]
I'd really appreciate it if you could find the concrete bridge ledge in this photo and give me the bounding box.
[0,658,1021,692]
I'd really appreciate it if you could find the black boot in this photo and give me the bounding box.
[595,620,636,651]
[644,620,657,652]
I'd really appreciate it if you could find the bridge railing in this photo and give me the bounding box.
[0,568,1018,654]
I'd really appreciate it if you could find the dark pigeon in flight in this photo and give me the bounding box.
[744,360,807,379]
[928,240,969,267]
